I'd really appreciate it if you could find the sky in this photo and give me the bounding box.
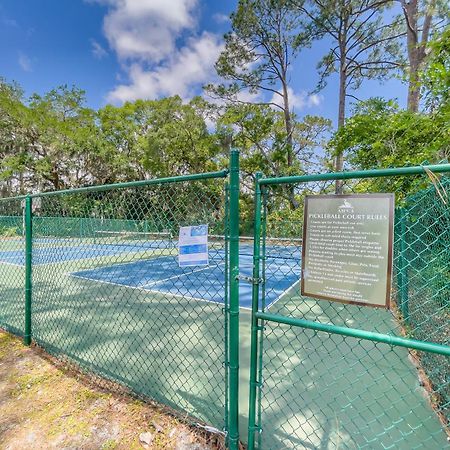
[0,0,407,125]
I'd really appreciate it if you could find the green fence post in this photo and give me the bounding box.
[248,172,263,450]
[397,208,409,324]
[228,148,240,450]
[24,196,33,346]
[223,182,230,441]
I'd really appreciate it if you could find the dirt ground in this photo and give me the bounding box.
[0,330,224,450]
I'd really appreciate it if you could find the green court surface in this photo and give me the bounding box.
[0,247,448,449]
[239,297,449,449]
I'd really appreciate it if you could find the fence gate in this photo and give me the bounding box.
[248,165,450,449]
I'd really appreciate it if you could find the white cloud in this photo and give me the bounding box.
[108,32,223,103]
[90,0,225,103]
[270,87,323,111]
[93,0,199,62]
[91,39,108,59]
[18,52,32,72]
[212,13,230,24]
[308,93,323,107]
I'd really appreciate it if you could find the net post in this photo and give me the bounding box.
[24,196,33,346]
[228,148,240,450]
[247,172,263,450]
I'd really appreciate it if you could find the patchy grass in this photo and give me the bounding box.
[0,330,225,449]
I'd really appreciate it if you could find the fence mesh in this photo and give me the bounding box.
[2,175,230,432]
[251,173,449,449]
[0,199,25,335]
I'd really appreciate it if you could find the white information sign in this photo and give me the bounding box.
[178,224,209,267]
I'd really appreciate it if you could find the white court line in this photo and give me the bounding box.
[68,255,299,311]
[69,272,229,309]
[139,263,218,288]
[0,260,24,268]
[265,279,301,311]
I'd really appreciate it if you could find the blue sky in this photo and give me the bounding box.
[0,0,407,125]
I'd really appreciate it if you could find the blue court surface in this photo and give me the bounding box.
[0,240,168,266]
[71,249,301,309]
[0,239,301,308]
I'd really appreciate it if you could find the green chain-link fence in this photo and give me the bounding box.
[0,198,25,335]
[396,177,450,427]
[1,158,449,450]
[248,165,450,449]
[0,165,241,445]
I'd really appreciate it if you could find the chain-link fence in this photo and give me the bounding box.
[248,166,450,449]
[1,160,449,450]
[0,168,239,440]
[0,198,25,335]
[397,177,450,427]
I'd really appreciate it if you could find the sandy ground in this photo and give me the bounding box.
[0,330,225,450]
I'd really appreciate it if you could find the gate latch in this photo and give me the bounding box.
[236,275,264,285]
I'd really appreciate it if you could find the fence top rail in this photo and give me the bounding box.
[0,169,229,203]
[258,163,450,186]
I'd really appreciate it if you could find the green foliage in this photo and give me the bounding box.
[0,81,223,197]
[422,26,450,108]
[266,206,304,238]
[328,97,449,197]
[209,0,301,99]
[218,103,331,176]
[331,98,449,168]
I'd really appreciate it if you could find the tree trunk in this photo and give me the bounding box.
[335,45,347,194]
[403,0,433,112]
[403,0,420,112]
[281,78,299,209]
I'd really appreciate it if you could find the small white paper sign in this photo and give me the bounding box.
[178,224,209,267]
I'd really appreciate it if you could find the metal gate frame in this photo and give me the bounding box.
[247,164,450,449]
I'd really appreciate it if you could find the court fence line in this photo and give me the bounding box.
[1,158,450,450]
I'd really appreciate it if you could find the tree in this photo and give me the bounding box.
[421,25,450,109]
[290,0,403,190]
[0,79,29,195]
[398,0,449,112]
[330,97,449,174]
[218,103,331,230]
[26,85,102,191]
[137,96,221,178]
[207,0,305,206]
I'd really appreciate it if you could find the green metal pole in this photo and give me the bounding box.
[228,149,240,450]
[24,196,32,346]
[223,182,230,438]
[256,312,450,356]
[259,163,450,186]
[397,208,410,324]
[248,172,263,449]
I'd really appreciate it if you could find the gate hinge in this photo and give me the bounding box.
[236,275,264,285]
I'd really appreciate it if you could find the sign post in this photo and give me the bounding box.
[301,194,394,308]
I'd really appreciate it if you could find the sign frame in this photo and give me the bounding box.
[301,193,394,309]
